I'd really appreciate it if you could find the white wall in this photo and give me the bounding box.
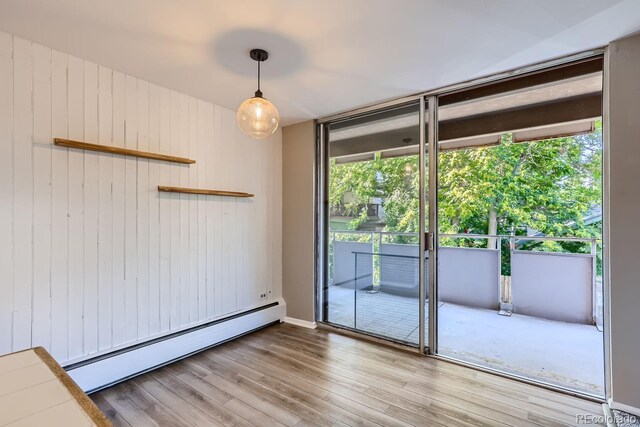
[0,30,282,366]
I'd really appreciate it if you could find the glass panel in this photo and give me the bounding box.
[324,101,425,345]
[435,59,604,396]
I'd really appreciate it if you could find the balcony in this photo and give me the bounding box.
[326,231,604,396]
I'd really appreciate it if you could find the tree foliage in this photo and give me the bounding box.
[329,127,602,249]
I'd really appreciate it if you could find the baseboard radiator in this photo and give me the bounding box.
[65,300,286,393]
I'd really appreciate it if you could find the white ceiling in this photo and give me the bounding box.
[1,0,639,126]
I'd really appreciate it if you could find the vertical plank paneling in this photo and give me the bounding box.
[249,129,260,307]
[188,97,198,323]
[204,102,215,319]
[0,33,14,355]
[97,66,113,352]
[0,31,283,364]
[178,94,189,325]
[266,131,274,302]
[32,43,52,350]
[221,108,237,315]
[12,37,34,352]
[67,55,85,359]
[169,91,180,330]
[50,49,69,361]
[148,83,161,336]
[251,130,261,305]
[254,137,269,305]
[111,71,126,347]
[196,100,207,320]
[236,128,249,309]
[124,75,138,343]
[158,87,172,333]
[249,130,262,307]
[136,79,150,339]
[257,130,268,303]
[212,106,223,317]
[271,129,283,300]
[266,132,273,300]
[83,61,99,355]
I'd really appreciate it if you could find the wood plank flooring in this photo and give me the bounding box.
[91,323,605,426]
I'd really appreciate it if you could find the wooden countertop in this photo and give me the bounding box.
[0,347,110,426]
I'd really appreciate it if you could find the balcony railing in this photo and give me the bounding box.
[329,231,600,325]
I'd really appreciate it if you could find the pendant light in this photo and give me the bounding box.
[236,49,280,139]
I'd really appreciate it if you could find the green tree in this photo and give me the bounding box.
[438,131,601,246]
[329,127,602,249]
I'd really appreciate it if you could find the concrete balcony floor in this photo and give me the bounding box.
[326,284,605,396]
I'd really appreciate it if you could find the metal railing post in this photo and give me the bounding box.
[591,239,598,325]
[376,231,382,288]
[331,231,336,285]
[498,237,503,304]
[354,252,358,330]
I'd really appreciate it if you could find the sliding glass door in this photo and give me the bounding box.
[321,100,430,346]
[434,57,605,397]
[319,54,605,398]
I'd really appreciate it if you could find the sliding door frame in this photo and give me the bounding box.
[316,121,329,324]
[418,97,427,353]
[426,95,438,354]
[315,47,609,402]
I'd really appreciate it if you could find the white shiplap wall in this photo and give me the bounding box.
[0,31,283,365]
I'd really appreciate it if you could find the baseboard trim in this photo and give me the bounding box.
[284,316,317,329]
[609,398,640,417]
[67,301,285,393]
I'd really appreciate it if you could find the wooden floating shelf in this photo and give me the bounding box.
[158,186,254,198]
[54,138,196,164]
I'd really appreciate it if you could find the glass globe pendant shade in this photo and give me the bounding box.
[237,96,280,139]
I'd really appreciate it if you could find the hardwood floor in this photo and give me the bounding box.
[91,323,605,426]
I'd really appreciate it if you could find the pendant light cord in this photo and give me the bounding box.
[250,49,267,99]
[255,60,263,98]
